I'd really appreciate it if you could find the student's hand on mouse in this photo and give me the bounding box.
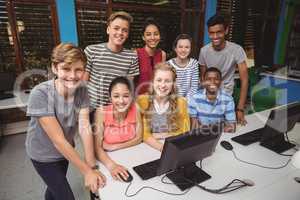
[84,168,106,193]
[109,163,128,181]
[236,111,247,126]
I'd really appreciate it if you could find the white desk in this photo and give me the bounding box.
[97,109,300,200]
[0,91,29,110]
[0,91,29,135]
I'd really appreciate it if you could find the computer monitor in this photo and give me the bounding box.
[0,72,15,99]
[135,126,222,191]
[260,101,300,153]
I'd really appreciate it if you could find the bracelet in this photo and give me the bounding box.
[236,108,244,113]
[92,165,99,170]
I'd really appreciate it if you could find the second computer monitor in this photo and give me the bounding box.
[157,126,222,190]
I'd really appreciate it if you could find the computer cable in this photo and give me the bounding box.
[232,148,291,169]
[161,174,254,194]
[220,140,291,169]
[124,179,191,197]
[188,178,254,194]
[284,132,300,151]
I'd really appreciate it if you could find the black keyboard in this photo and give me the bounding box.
[0,93,14,100]
[231,127,265,145]
[133,159,160,180]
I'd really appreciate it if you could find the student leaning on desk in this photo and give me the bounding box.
[94,76,142,182]
[25,43,105,200]
[137,62,190,152]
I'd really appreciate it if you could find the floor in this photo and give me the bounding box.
[0,133,90,200]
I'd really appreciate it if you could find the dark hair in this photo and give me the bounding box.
[172,33,193,50]
[207,14,227,28]
[108,76,133,97]
[204,67,222,79]
[142,17,161,35]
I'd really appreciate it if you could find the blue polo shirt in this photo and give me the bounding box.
[188,89,236,125]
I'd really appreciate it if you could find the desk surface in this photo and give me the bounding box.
[97,109,300,200]
[0,91,29,110]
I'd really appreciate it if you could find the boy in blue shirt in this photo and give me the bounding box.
[188,67,236,132]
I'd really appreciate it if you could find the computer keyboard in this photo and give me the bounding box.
[0,93,15,100]
[231,127,265,145]
[133,159,160,180]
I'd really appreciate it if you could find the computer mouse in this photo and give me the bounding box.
[120,171,133,182]
[294,177,300,183]
[220,140,233,151]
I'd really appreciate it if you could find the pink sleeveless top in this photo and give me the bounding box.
[103,104,137,144]
[136,47,163,94]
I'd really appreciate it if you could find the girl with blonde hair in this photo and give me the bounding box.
[137,62,190,151]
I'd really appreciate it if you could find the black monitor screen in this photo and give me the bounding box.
[0,72,15,93]
[156,126,222,190]
[260,101,300,153]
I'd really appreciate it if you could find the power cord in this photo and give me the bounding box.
[186,178,254,194]
[231,150,291,169]
[124,178,191,197]
[161,174,254,194]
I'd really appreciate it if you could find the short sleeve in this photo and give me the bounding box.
[128,53,140,76]
[198,48,206,66]
[224,98,236,123]
[27,84,55,117]
[235,45,247,65]
[84,45,93,73]
[187,95,198,118]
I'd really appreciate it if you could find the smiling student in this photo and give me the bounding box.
[94,77,142,181]
[136,18,166,95]
[25,43,105,200]
[167,34,199,98]
[188,67,236,133]
[137,62,190,151]
[199,14,248,125]
[83,11,139,109]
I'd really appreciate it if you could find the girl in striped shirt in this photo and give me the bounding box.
[167,34,199,98]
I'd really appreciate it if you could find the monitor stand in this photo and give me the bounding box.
[260,132,295,154]
[166,163,211,191]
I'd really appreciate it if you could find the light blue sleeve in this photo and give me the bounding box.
[187,95,198,118]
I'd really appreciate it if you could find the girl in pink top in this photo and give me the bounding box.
[136,18,167,94]
[94,77,142,181]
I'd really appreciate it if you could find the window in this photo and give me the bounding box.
[76,0,205,58]
[0,0,59,74]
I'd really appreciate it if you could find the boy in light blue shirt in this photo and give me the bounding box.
[188,67,236,132]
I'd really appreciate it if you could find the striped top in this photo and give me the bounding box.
[84,43,139,108]
[167,58,199,98]
[188,89,236,125]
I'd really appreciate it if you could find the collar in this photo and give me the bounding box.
[203,88,221,105]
